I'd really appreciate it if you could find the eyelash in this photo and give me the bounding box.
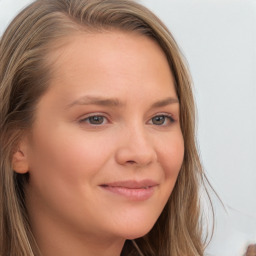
[79,113,175,127]
[149,114,175,126]
[79,114,108,126]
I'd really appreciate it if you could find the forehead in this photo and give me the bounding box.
[48,30,170,76]
[42,30,176,106]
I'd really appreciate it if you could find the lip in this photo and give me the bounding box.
[99,179,158,201]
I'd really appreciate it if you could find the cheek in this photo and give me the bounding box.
[158,133,184,178]
[25,127,114,217]
[27,126,113,183]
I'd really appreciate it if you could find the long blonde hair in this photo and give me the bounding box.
[0,0,211,255]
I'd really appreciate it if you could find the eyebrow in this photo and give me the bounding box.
[151,97,179,108]
[66,96,123,109]
[66,95,179,109]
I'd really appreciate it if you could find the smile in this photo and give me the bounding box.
[100,180,158,201]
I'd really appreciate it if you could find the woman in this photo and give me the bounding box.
[0,0,211,255]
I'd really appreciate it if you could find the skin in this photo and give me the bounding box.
[14,31,184,256]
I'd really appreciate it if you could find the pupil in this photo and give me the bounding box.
[89,116,103,124]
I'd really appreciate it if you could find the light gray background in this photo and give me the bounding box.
[1,0,256,255]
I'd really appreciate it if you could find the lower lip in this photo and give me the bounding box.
[100,186,156,201]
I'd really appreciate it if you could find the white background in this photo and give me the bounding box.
[1,0,256,255]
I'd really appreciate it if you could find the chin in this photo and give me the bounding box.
[123,229,152,240]
[119,221,155,240]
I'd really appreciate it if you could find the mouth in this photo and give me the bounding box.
[99,180,158,201]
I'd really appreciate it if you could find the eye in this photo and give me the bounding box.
[80,115,107,125]
[150,114,175,126]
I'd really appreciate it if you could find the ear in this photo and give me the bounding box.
[12,140,30,174]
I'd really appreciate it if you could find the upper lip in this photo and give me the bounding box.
[100,179,158,189]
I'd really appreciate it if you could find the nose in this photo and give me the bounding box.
[115,125,158,168]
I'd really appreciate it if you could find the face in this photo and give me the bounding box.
[23,31,184,244]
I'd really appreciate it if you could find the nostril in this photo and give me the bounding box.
[115,145,157,167]
[126,160,136,164]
